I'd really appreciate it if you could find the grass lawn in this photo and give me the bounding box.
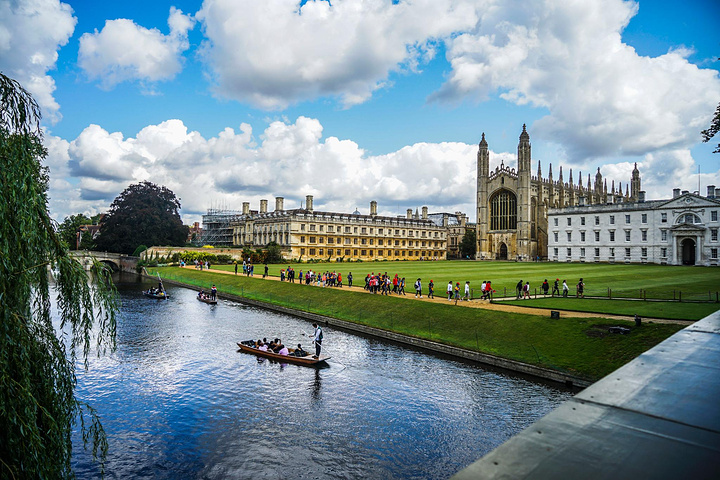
[495,297,719,321]
[150,266,687,381]
[212,260,720,302]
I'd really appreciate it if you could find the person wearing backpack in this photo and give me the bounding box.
[312,322,323,359]
[415,278,422,298]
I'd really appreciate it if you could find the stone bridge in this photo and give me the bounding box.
[69,251,139,273]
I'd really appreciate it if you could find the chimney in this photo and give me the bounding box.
[406,209,412,219]
[673,188,681,198]
[638,191,646,202]
[370,201,377,216]
[260,199,268,213]
[242,202,250,215]
[306,195,314,212]
[708,185,716,199]
[421,206,428,219]
[275,197,284,211]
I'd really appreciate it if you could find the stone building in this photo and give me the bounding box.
[426,212,472,258]
[476,125,641,260]
[548,187,720,266]
[231,196,447,262]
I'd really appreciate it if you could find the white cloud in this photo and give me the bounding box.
[432,0,720,162]
[45,116,479,223]
[0,0,76,123]
[78,7,195,89]
[195,0,479,109]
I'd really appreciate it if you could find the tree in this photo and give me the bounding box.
[94,181,189,254]
[265,241,283,263]
[701,101,720,153]
[57,213,92,249]
[459,227,477,259]
[0,73,118,478]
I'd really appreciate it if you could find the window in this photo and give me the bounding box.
[580,232,586,242]
[661,230,667,241]
[713,211,718,222]
[353,238,358,244]
[378,228,383,234]
[712,248,718,259]
[395,229,399,235]
[678,214,701,224]
[610,215,615,225]
[625,230,631,241]
[309,248,316,255]
[641,230,647,241]
[594,248,600,256]
[553,248,558,256]
[301,224,306,231]
[594,216,599,225]
[661,213,667,223]
[580,247,586,257]
[370,228,374,234]
[328,226,334,232]
[300,236,305,243]
[712,229,718,242]
[554,232,558,242]
[345,226,351,233]
[345,249,351,256]
[594,231,600,242]
[625,215,631,224]
[567,248,572,256]
[395,240,400,246]
[378,239,384,246]
[581,217,586,226]
[319,225,324,232]
[641,247,647,257]
[327,237,334,244]
[354,227,358,233]
[641,214,647,223]
[490,190,518,230]
[609,231,615,242]
[361,249,366,256]
[300,248,305,255]
[567,232,572,241]
[625,247,631,257]
[310,224,316,231]
[309,236,316,243]
[353,249,358,255]
[361,239,367,245]
[567,217,572,226]
[370,239,374,245]
[661,248,667,257]
[554,218,559,226]
[610,247,615,257]
[361,227,367,234]
[327,249,332,256]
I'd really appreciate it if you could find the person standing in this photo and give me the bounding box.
[562,280,569,297]
[311,322,323,359]
[464,281,470,300]
[348,272,353,287]
[234,262,238,275]
[210,284,217,300]
[447,281,453,300]
[264,264,269,278]
[552,279,560,297]
[428,280,434,299]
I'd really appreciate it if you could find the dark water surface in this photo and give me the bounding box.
[70,274,572,479]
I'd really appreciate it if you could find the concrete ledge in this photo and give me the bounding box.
[451,310,720,479]
[153,275,592,389]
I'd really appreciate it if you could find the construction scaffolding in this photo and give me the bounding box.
[201,208,244,246]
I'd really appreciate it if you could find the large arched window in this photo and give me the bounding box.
[490,190,517,230]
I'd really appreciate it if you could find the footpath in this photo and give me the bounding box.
[180,266,690,325]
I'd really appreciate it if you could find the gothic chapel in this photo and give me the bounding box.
[476,125,641,260]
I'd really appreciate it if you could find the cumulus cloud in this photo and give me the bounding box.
[78,7,195,89]
[45,116,479,223]
[195,0,479,109]
[0,0,76,123]
[432,0,720,162]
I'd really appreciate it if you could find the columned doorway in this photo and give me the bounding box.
[681,238,696,265]
[499,243,508,260]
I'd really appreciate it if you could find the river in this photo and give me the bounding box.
[69,274,572,479]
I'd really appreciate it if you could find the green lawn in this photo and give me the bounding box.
[149,266,687,381]
[212,260,720,302]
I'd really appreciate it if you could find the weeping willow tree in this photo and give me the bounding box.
[0,73,118,478]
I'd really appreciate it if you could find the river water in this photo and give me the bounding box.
[69,274,572,479]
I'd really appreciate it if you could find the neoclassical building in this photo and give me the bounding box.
[476,125,641,260]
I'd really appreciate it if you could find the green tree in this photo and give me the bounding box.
[94,181,189,254]
[701,101,720,153]
[459,227,477,259]
[57,213,92,249]
[0,73,118,478]
[265,241,283,263]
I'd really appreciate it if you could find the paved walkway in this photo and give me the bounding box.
[184,266,692,325]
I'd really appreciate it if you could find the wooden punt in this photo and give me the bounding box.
[143,290,169,299]
[236,342,330,366]
[197,296,217,305]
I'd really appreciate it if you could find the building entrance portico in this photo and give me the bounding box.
[680,238,697,265]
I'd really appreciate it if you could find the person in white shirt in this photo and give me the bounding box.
[312,322,323,359]
[464,281,470,300]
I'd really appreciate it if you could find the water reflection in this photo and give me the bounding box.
[69,274,572,479]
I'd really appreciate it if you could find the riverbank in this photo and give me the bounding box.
[147,267,686,384]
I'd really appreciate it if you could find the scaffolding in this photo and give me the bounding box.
[201,208,244,246]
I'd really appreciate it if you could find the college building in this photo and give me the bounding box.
[548,187,720,266]
[475,125,640,261]
[227,196,449,262]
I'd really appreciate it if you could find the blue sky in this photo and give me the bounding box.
[1,0,719,223]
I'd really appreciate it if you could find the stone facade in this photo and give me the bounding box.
[231,196,447,262]
[548,187,720,266]
[476,125,641,261]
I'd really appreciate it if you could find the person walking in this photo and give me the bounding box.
[447,281,453,300]
[577,278,585,298]
[542,279,549,296]
[562,280,569,297]
[348,272,353,287]
[428,280,434,299]
[311,322,323,359]
[464,281,470,301]
[414,278,422,298]
[516,280,523,299]
[264,264,269,278]
[234,262,238,275]
[552,279,560,297]
[523,282,530,299]
[454,282,461,302]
